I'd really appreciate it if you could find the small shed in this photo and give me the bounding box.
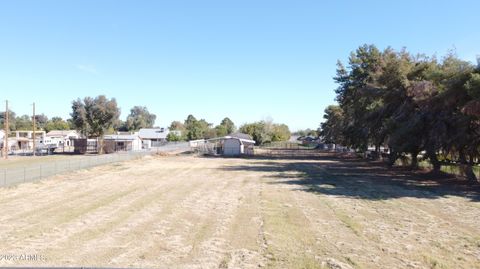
[199,133,255,156]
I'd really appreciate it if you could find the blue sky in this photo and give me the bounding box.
[0,0,478,131]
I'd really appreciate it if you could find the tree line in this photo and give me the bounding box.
[2,95,292,146]
[321,44,480,183]
[166,115,291,145]
[166,115,236,142]
[0,96,156,136]
[0,111,71,133]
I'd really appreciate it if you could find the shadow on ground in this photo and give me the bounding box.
[218,153,480,202]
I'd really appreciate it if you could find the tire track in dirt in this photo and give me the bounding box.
[106,158,259,269]
[0,156,199,265]
[222,170,267,269]
[73,163,219,266]
[0,164,146,244]
[37,158,205,265]
[0,157,161,222]
[1,154,479,269]
[149,165,240,268]
[287,160,480,269]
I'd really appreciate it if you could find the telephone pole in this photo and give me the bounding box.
[32,102,36,156]
[3,100,8,159]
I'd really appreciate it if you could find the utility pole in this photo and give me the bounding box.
[3,100,8,159]
[32,102,36,157]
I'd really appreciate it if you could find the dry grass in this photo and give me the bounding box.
[0,154,478,268]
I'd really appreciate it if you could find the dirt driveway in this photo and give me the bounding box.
[0,153,478,268]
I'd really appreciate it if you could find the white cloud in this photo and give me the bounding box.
[76,64,99,75]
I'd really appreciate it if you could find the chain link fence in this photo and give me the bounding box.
[0,142,190,188]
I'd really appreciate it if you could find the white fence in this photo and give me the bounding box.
[0,142,190,188]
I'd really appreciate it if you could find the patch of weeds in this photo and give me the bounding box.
[218,254,231,268]
[431,240,448,251]
[59,188,135,223]
[335,211,361,236]
[422,255,448,269]
[344,256,357,267]
[190,222,213,255]
[294,255,324,269]
[319,197,362,236]
[460,235,480,248]
[110,163,129,171]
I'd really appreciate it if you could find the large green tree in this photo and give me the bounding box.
[320,105,345,145]
[215,117,236,137]
[322,44,480,183]
[239,122,269,145]
[34,114,48,130]
[271,124,291,142]
[184,115,213,140]
[45,117,71,132]
[125,106,156,131]
[15,115,32,130]
[70,95,120,153]
[239,121,291,145]
[0,110,17,131]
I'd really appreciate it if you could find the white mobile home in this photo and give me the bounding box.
[46,130,80,147]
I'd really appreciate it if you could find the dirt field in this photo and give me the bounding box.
[0,153,479,268]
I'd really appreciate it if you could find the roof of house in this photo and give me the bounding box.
[104,134,140,141]
[207,135,255,145]
[46,130,79,137]
[228,132,253,140]
[138,128,168,139]
[298,135,318,141]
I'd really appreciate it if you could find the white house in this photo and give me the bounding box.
[138,128,169,148]
[46,130,80,147]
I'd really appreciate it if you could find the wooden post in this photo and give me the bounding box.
[32,102,36,156]
[3,100,8,159]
